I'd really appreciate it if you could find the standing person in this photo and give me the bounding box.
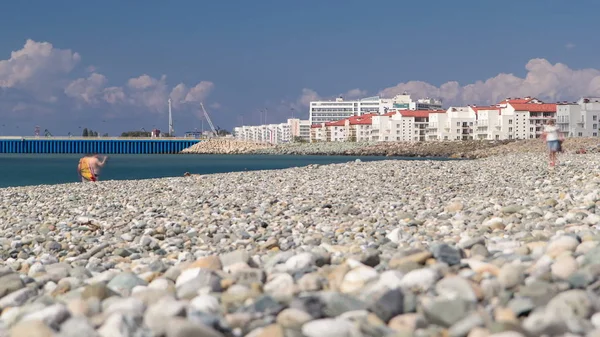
[77,154,107,182]
[542,120,563,167]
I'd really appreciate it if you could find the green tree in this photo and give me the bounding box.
[82,128,89,137]
[121,131,151,137]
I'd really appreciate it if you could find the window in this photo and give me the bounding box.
[594,124,598,129]
[509,119,513,124]
[594,133,598,137]
[578,132,583,137]
[456,129,460,133]
[594,116,598,121]
[509,127,513,132]
[530,127,534,132]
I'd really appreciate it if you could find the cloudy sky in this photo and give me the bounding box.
[1,0,599,136]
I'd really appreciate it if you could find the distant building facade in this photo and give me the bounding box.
[233,118,311,144]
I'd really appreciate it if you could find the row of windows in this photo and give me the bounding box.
[311,109,354,113]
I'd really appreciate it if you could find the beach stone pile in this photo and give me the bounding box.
[343,140,512,158]
[212,138,599,159]
[181,139,274,154]
[2,153,600,336]
[252,142,373,156]
[465,138,600,158]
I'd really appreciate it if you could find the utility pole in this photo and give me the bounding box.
[168,98,174,136]
[265,108,268,125]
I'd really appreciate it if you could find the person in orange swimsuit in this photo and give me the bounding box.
[78,154,107,182]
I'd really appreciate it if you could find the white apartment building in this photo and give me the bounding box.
[470,106,502,140]
[392,93,443,110]
[309,96,392,125]
[308,93,443,125]
[499,103,554,139]
[557,97,600,137]
[371,110,443,142]
[310,124,327,142]
[427,107,476,140]
[310,114,374,142]
[233,118,311,144]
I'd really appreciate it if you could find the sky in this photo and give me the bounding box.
[1,0,600,136]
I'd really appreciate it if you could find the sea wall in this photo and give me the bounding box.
[2,153,600,335]
[0,138,199,154]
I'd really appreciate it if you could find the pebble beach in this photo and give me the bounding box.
[1,152,600,337]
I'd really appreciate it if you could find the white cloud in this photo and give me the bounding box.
[0,39,215,116]
[295,88,367,108]
[124,74,169,112]
[343,88,368,99]
[169,81,214,108]
[297,88,320,106]
[296,58,600,108]
[65,73,215,113]
[64,73,108,104]
[379,58,600,105]
[102,86,126,105]
[0,39,80,89]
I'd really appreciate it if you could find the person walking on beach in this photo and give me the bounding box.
[77,154,107,182]
[542,120,563,168]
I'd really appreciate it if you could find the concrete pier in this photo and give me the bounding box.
[0,137,200,154]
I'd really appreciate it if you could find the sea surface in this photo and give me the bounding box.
[0,154,443,188]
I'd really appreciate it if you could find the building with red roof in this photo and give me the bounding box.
[426,107,477,141]
[371,110,444,142]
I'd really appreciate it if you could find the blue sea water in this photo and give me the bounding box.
[0,154,442,188]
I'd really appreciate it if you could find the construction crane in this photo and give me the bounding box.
[200,102,218,137]
[44,129,53,137]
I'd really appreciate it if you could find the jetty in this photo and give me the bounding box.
[0,137,200,154]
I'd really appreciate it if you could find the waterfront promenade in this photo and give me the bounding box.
[0,136,200,154]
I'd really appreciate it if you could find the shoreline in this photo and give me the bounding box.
[0,155,454,190]
[0,156,454,190]
[1,153,600,335]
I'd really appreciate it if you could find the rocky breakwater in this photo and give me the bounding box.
[252,142,373,156]
[4,153,600,336]
[180,139,274,154]
[343,140,513,158]
[466,137,600,159]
